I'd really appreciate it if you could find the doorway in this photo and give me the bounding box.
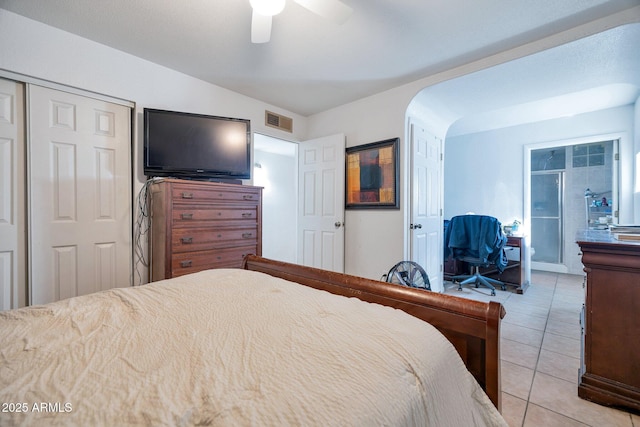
[253,133,346,271]
[253,134,298,263]
[527,137,618,275]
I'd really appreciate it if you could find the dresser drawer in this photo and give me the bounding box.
[172,185,260,204]
[172,206,258,225]
[150,179,262,282]
[171,246,257,276]
[171,227,258,253]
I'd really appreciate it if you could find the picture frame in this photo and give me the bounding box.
[345,138,399,209]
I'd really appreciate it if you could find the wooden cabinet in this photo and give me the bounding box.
[149,179,262,281]
[576,230,640,413]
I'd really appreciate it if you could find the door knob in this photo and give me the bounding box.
[410,223,422,229]
[334,221,344,228]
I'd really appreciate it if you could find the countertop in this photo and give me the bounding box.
[576,229,640,246]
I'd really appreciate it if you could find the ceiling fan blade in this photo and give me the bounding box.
[251,11,272,43]
[294,0,353,25]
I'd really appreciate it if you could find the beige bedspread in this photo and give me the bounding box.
[0,268,507,426]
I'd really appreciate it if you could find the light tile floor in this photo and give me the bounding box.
[443,271,640,427]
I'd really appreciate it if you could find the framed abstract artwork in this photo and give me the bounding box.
[345,138,399,209]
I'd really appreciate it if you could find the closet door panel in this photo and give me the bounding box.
[0,79,25,310]
[29,85,131,305]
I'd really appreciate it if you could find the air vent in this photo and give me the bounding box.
[265,110,293,133]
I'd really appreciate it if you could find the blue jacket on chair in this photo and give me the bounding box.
[445,215,508,273]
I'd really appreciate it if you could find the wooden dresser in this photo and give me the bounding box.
[149,178,262,281]
[576,230,640,413]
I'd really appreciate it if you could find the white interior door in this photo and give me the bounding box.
[297,134,345,272]
[0,78,26,310]
[29,85,132,305]
[410,122,443,292]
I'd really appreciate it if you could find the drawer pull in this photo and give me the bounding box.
[181,192,193,199]
[242,233,253,238]
[241,213,252,218]
[180,260,192,268]
[181,213,193,220]
[243,195,254,200]
[181,237,193,244]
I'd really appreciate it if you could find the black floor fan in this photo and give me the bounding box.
[383,261,431,291]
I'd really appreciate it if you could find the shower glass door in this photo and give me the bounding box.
[531,172,563,264]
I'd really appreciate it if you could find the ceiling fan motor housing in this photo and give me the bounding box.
[250,0,286,16]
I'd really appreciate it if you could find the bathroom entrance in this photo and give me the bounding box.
[531,170,564,264]
[528,138,618,275]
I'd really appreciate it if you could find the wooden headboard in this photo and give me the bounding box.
[242,255,506,411]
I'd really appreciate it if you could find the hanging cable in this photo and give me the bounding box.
[133,179,155,286]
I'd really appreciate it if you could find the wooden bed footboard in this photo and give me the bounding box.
[242,255,506,411]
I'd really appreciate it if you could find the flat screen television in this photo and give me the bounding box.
[143,108,251,181]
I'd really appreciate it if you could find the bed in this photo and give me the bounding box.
[0,255,507,426]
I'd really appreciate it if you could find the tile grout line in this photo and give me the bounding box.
[520,274,557,427]
[518,275,627,427]
[452,274,637,426]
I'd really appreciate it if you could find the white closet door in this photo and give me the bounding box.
[0,79,26,310]
[29,85,132,305]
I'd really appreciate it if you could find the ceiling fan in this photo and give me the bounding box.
[250,0,353,43]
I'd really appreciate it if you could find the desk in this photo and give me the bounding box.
[445,236,528,294]
[485,236,528,294]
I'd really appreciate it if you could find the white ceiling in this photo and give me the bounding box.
[2,0,639,124]
[423,22,640,136]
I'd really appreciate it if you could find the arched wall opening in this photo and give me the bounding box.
[404,23,640,287]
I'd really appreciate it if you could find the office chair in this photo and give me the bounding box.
[445,215,508,296]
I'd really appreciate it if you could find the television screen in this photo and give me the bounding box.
[144,108,251,180]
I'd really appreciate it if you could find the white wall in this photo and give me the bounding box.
[0,11,308,138]
[443,105,636,225]
[306,92,413,279]
[0,9,308,183]
[3,7,639,282]
[304,7,640,280]
[444,105,637,280]
[0,9,307,282]
[635,96,640,223]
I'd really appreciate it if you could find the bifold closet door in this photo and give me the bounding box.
[29,85,132,305]
[0,79,26,310]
